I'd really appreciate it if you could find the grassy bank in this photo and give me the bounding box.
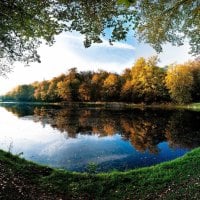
[0,148,200,199]
[183,103,200,111]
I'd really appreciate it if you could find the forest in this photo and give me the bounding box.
[2,56,200,104]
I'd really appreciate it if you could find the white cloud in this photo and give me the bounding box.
[62,33,135,50]
[93,38,135,50]
[159,42,194,66]
[0,32,194,95]
[132,40,194,67]
[0,32,136,94]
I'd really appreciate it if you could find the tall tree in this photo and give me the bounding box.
[131,57,167,103]
[57,80,72,102]
[34,80,50,101]
[165,64,194,104]
[57,68,80,101]
[47,75,65,102]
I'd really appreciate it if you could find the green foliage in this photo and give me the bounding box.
[0,0,60,75]
[0,0,133,74]
[1,1,199,74]
[119,0,200,55]
[87,162,98,174]
[3,84,35,101]
[0,147,200,199]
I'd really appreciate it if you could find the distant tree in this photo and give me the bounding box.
[120,80,134,102]
[165,64,194,104]
[57,80,72,102]
[121,68,132,81]
[57,68,80,101]
[131,57,167,103]
[78,71,93,101]
[120,68,133,101]
[91,70,109,101]
[34,80,49,101]
[4,84,35,101]
[47,75,65,102]
[78,83,92,101]
[16,85,35,101]
[187,59,200,101]
[2,57,199,104]
[102,73,121,101]
[91,73,101,101]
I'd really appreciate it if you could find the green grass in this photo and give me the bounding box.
[0,148,200,199]
[184,103,200,111]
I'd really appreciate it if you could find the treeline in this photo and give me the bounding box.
[2,56,200,104]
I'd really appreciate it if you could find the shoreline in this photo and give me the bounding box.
[0,148,200,199]
[1,101,200,111]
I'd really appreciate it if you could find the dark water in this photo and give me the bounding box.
[0,103,200,172]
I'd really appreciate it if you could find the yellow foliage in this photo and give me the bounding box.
[165,64,194,103]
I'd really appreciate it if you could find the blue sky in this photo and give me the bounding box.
[0,32,194,95]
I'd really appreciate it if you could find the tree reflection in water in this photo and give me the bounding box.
[2,104,200,154]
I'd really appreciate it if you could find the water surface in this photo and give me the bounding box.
[0,103,199,172]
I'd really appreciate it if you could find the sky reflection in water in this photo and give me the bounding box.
[0,104,199,172]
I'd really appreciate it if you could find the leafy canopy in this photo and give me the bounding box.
[0,0,199,74]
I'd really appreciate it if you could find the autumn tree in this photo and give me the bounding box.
[2,57,199,104]
[131,57,168,103]
[57,68,80,102]
[120,68,133,101]
[120,80,134,102]
[91,70,109,101]
[165,64,194,104]
[102,73,121,101]
[187,59,200,101]
[46,74,66,102]
[34,80,50,101]
[16,85,35,101]
[78,71,93,101]
[91,73,101,101]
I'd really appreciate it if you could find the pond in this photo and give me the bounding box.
[0,103,200,172]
